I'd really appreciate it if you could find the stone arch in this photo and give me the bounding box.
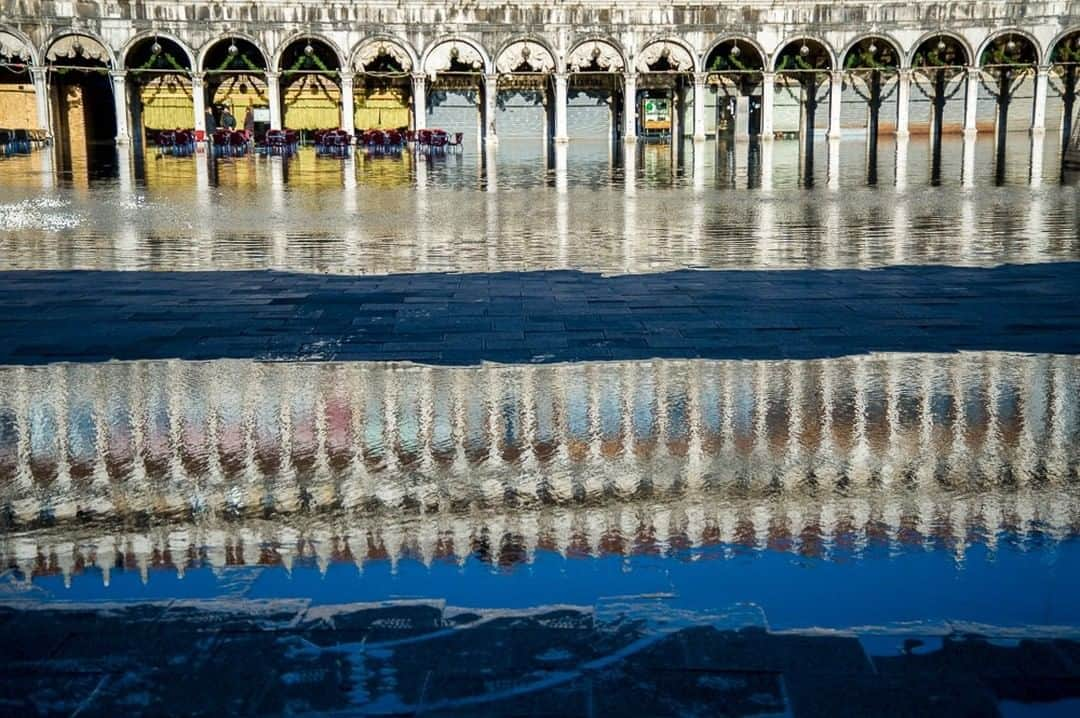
[43,29,116,68]
[120,30,196,71]
[494,36,557,74]
[197,32,271,73]
[839,33,904,70]
[565,37,626,72]
[350,36,418,74]
[636,36,698,73]
[421,36,490,76]
[702,34,768,73]
[0,26,39,66]
[1049,26,1080,64]
[772,36,835,72]
[272,33,346,74]
[975,29,1042,67]
[907,30,974,68]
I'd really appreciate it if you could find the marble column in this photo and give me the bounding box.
[963,67,979,136]
[895,69,911,138]
[734,95,750,141]
[1031,66,1048,135]
[412,74,427,131]
[192,72,207,136]
[340,75,355,138]
[484,73,498,145]
[623,71,637,142]
[111,70,130,144]
[828,70,843,139]
[266,72,282,130]
[30,66,49,134]
[554,72,569,142]
[760,71,775,140]
[693,72,707,141]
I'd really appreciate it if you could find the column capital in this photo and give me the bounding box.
[553,71,569,81]
[693,71,708,85]
[830,69,845,82]
[621,70,637,82]
[265,71,280,81]
[29,65,48,80]
[411,72,427,84]
[109,69,127,81]
[966,66,981,79]
[339,74,354,87]
[897,67,913,80]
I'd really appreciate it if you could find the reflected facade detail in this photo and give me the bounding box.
[2,353,1076,583]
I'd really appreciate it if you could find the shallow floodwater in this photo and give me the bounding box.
[2,352,1078,632]
[0,135,1077,275]
[2,135,1080,715]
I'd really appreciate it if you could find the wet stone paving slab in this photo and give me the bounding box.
[2,599,1079,717]
[1,263,1079,365]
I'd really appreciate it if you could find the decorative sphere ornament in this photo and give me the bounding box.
[937,39,947,51]
[1006,39,1017,52]
[151,41,162,55]
[304,43,314,57]
[228,43,239,56]
[868,42,877,55]
[730,43,740,57]
[799,43,810,57]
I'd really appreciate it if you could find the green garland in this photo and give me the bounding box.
[134,50,187,73]
[283,51,337,76]
[1051,39,1080,64]
[845,47,895,70]
[212,50,262,73]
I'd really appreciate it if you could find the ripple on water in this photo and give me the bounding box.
[0,136,1076,274]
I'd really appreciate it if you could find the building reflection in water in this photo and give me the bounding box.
[1,352,1076,584]
[0,135,1076,276]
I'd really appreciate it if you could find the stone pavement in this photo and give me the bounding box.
[1,262,1079,365]
[1,600,1078,717]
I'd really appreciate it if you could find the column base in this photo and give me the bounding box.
[692,134,706,143]
[623,135,637,144]
[1029,126,1046,137]
[827,131,842,141]
[484,135,499,146]
[114,135,130,145]
[962,128,978,139]
[554,135,569,144]
[894,130,910,140]
[761,132,775,142]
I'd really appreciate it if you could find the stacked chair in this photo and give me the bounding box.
[156,129,197,157]
[314,128,352,157]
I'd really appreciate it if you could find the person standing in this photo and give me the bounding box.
[205,108,217,134]
[221,107,237,130]
[243,106,255,140]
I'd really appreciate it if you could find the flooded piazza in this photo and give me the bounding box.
[0,136,1078,275]
[0,132,1078,715]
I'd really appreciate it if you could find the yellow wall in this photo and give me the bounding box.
[355,87,409,130]
[211,74,268,116]
[282,74,340,129]
[0,82,37,128]
[138,75,194,130]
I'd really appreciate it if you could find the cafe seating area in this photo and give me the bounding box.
[0,128,48,156]
[155,129,197,157]
[255,129,300,157]
[211,129,251,157]
[313,128,352,157]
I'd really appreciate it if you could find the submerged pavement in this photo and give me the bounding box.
[2,262,1079,365]
[1,600,1078,717]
